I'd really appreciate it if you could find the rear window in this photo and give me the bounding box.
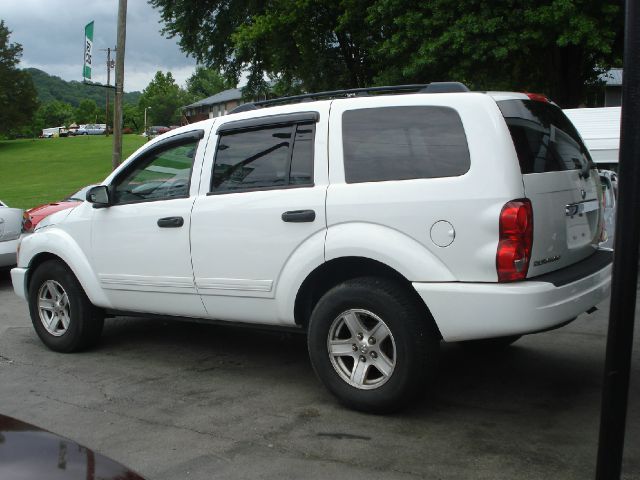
[498,99,595,174]
[342,106,470,183]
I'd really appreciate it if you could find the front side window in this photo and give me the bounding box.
[113,140,198,204]
[342,106,470,183]
[211,123,315,193]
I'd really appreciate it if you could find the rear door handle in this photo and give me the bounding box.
[281,210,316,223]
[157,216,184,228]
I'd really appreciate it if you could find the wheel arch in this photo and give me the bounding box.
[21,232,112,309]
[293,256,441,338]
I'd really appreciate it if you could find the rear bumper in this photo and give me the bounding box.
[413,250,612,342]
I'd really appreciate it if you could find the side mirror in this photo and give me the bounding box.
[86,185,111,208]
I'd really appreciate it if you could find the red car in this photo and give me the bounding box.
[22,185,94,233]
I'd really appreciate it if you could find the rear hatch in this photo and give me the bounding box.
[497,98,602,277]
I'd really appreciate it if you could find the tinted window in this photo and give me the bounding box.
[342,106,470,183]
[212,123,314,193]
[289,124,314,185]
[113,141,197,204]
[498,99,595,174]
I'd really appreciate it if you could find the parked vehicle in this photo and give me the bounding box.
[147,125,170,136]
[75,124,106,135]
[599,170,618,249]
[0,414,146,479]
[563,107,621,172]
[41,127,62,138]
[0,201,23,268]
[11,84,612,412]
[22,185,95,233]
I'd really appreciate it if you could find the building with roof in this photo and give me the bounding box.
[599,68,622,107]
[183,88,244,123]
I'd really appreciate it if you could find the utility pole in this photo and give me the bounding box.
[595,0,640,478]
[101,47,115,137]
[112,0,127,170]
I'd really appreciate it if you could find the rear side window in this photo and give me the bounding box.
[498,99,595,174]
[211,123,315,193]
[342,106,470,183]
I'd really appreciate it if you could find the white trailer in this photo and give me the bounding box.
[41,127,62,138]
[563,107,621,171]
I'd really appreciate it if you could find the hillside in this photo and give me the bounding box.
[26,68,142,107]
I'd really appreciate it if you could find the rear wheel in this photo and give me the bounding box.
[28,260,104,352]
[307,277,439,413]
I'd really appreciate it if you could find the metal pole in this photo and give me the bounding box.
[105,47,110,137]
[111,0,127,170]
[595,0,640,477]
[144,106,151,139]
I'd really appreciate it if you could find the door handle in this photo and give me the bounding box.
[281,210,316,223]
[157,216,184,228]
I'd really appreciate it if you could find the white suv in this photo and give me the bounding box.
[11,83,612,412]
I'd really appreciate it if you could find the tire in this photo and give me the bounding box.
[459,335,521,352]
[28,260,104,353]
[307,277,439,413]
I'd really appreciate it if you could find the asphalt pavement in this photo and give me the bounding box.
[0,269,638,480]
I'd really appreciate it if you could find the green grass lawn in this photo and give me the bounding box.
[0,135,147,209]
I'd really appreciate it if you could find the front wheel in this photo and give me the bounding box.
[28,260,104,352]
[307,277,439,413]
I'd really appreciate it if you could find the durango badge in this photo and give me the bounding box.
[534,255,562,267]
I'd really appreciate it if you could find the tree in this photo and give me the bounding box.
[38,101,74,128]
[138,71,190,125]
[367,0,623,107]
[150,0,376,96]
[150,0,623,107]
[123,103,142,132]
[74,99,99,124]
[0,20,39,135]
[186,66,234,100]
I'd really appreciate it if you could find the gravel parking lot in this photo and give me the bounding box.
[0,269,638,480]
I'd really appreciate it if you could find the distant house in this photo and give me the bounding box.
[599,68,622,107]
[183,88,244,123]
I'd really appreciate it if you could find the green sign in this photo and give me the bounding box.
[83,21,94,80]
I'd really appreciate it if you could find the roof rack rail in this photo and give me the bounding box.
[229,82,469,114]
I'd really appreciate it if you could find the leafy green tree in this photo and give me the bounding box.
[74,99,99,124]
[139,71,190,125]
[0,20,39,136]
[186,66,234,100]
[123,103,143,132]
[38,101,74,128]
[367,0,623,107]
[150,0,376,96]
[150,0,623,107]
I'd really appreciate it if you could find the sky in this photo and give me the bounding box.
[2,0,198,92]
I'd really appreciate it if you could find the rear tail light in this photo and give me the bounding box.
[22,212,33,233]
[497,199,533,282]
